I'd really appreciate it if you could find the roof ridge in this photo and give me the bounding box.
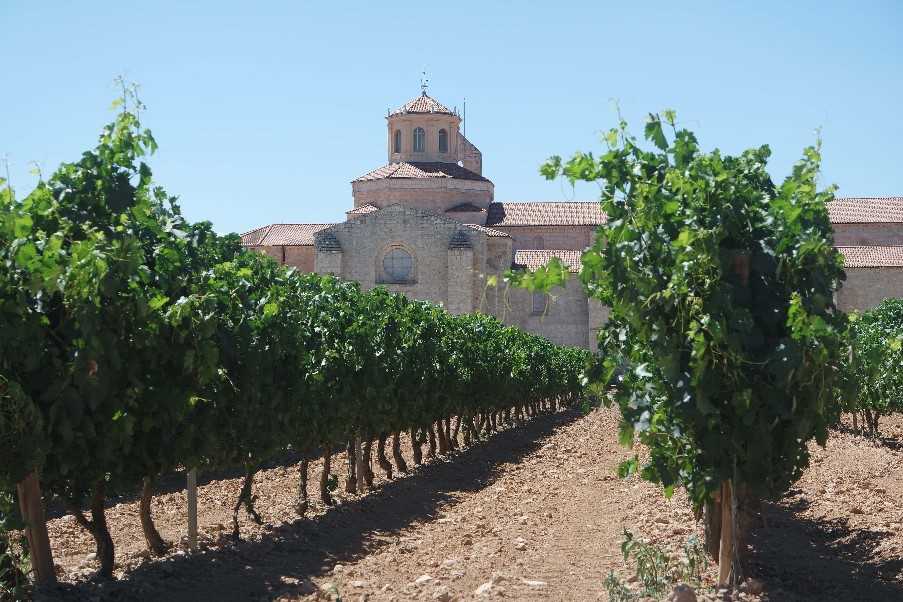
[387,163,405,177]
[465,223,510,237]
[495,200,600,204]
[260,224,274,245]
[832,196,903,200]
[390,93,455,116]
[238,223,270,237]
[270,222,332,226]
[353,161,489,183]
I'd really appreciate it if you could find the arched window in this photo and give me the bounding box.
[393,129,401,153]
[438,128,448,153]
[382,247,413,283]
[413,127,425,152]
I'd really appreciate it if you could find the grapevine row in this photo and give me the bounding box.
[0,91,589,583]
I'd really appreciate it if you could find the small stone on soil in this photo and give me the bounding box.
[414,574,433,585]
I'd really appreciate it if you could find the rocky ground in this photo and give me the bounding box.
[34,408,903,602]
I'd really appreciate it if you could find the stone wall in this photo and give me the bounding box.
[836,268,903,311]
[501,278,591,348]
[445,209,487,225]
[316,204,491,310]
[447,248,475,315]
[587,298,609,352]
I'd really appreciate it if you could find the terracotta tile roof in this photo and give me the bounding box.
[466,224,510,238]
[837,246,903,268]
[446,202,486,213]
[390,92,455,116]
[240,225,272,246]
[828,197,903,223]
[486,202,606,227]
[354,162,489,183]
[240,223,333,247]
[513,250,583,273]
[347,204,379,215]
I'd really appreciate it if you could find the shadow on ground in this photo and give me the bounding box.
[748,498,903,602]
[41,409,582,602]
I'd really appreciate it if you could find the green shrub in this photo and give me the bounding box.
[847,298,903,436]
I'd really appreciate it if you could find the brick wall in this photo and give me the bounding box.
[500,278,591,348]
[284,246,315,272]
[833,223,903,246]
[836,268,903,311]
[491,225,596,251]
[352,178,493,214]
[387,113,462,164]
[248,245,316,272]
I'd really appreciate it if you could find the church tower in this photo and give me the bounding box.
[384,84,482,175]
[387,90,462,165]
[350,86,491,218]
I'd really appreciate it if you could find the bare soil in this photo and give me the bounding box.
[35,408,903,602]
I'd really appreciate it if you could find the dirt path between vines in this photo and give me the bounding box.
[41,408,903,602]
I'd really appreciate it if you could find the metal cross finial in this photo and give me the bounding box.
[420,71,429,95]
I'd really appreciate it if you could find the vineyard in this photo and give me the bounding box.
[2,92,902,602]
[0,89,588,597]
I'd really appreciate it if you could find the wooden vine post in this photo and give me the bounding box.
[717,249,751,587]
[15,472,56,586]
[186,468,198,551]
[717,480,733,586]
[354,434,366,493]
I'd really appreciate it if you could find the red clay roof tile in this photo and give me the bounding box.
[354,162,489,183]
[486,202,606,227]
[513,250,583,273]
[239,224,273,246]
[466,224,510,238]
[240,223,333,247]
[347,204,379,215]
[837,246,903,268]
[828,197,903,223]
[390,93,455,116]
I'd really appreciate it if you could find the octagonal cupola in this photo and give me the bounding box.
[387,90,462,165]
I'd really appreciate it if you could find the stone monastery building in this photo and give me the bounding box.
[242,90,903,349]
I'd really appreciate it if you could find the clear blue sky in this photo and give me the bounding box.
[3,1,901,234]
